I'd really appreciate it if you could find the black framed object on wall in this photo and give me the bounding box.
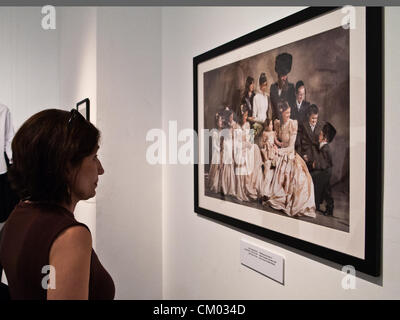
[76,98,90,122]
[193,7,383,277]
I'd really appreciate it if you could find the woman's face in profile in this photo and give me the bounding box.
[260,81,268,93]
[217,116,223,129]
[249,82,254,92]
[70,146,104,201]
[242,111,248,123]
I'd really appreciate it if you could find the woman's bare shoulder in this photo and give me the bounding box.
[47,225,92,300]
[50,225,92,256]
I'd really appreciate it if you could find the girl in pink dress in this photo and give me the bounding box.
[267,102,316,217]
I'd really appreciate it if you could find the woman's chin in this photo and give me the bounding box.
[80,191,96,201]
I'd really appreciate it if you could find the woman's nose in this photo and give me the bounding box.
[98,161,105,175]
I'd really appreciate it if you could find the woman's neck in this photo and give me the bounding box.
[60,196,79,215]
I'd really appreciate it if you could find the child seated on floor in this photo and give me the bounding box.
[311,122,336,216]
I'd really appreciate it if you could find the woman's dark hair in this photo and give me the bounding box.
[214,112,222,128]
[263,118,273,131]
[238,104,249,126]
[8,109,100,205]
[278,100,290,114]
[306,104,319,117]
[221,108,234,128]
[277,100,290,122]
[259,72,267,85]
[244,76,254,95]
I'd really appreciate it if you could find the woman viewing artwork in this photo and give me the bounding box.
[0,109,115,300]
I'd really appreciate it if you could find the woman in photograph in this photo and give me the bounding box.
[208,112,223,193]
[0,109,115,300]
[267,101,316,217]
[234,105,262,202]
[241,76,255,119]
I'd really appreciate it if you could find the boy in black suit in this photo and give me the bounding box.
[297,104,323,170]
[292,80,310,124]
[311,122,336,216]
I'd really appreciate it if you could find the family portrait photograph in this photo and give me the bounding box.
[203,25,349,232]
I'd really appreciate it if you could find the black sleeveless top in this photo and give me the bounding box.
[0,202,115,300]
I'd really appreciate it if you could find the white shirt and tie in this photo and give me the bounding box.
[0,103,14,174]
[296,100,302,112]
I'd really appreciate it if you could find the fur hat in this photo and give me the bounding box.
[322,122,337,143]
[275,53,292,76]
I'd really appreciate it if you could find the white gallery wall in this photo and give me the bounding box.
[96,7,163,299]
[161,7,400,299]
[0,7,59,134]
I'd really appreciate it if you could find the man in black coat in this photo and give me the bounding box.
[310,122,336,216]
[270,52,296,120]
[292,80,310,124]
[297,104,324,170]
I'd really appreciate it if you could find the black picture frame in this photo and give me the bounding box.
[193,7,383,277]
[76,98,90,122]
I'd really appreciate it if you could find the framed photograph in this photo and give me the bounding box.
[76,98,90,121]
[193,7,382,276]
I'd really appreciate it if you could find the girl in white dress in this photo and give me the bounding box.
[234,105,263,202]
[258,119,279,199]
[220,108,236,196]
[208,112,223,193]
